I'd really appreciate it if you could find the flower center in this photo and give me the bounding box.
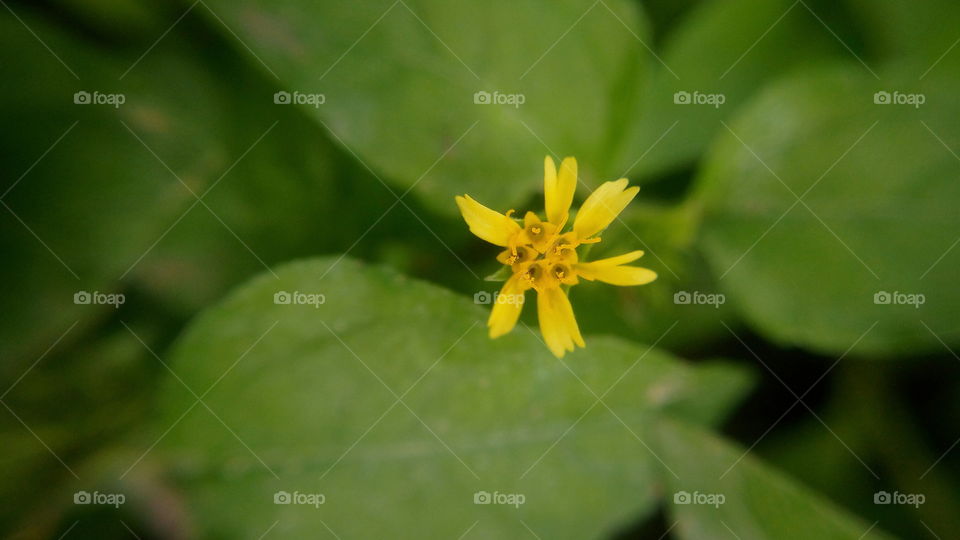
[523,263,542,283]
[526,223,544,240]
[506,248,529,265]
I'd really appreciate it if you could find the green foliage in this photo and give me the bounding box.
[694,63,960,356]
[0,11,336,363]
[613,0,838,180]
[150,257,753,538]
[2,0,957,537]
[655,419,893,540]
[199,0,650,213]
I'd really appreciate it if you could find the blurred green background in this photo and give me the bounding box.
[2,0,959,538]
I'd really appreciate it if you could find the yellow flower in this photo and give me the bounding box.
[455,156,657,357]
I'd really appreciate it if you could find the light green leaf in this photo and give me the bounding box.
[199,0,650,213]
[654,419,894,540]
[694,64,960,356]
[612,0,837,180]
[150,256,753,538]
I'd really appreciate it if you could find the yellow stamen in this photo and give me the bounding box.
[524,264,541,284]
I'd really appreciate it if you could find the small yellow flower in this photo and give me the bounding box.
[455,156,657,357]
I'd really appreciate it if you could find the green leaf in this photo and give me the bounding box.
[149,256,753,538]
[654,419,895,540]
[694,64,960,356]
[199,0,650,213]
[612,0,838,180]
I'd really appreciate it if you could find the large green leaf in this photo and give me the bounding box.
[148,256,753,538]
[654,419,894,539]
[199,0,649,213]
[694,63,960,356]
[612,0,838,180]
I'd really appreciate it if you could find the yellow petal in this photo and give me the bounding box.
[537,286,584,357]
[576,263,657,286]
[553,288,585,349]
[581,250,644,267]
[537,288,569,357]
[545,156,577,227]
[572,179,639,240]
[488,274,527,338]
[455,195,521,247]
[523,211,542,228]
[543,155,557,199]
